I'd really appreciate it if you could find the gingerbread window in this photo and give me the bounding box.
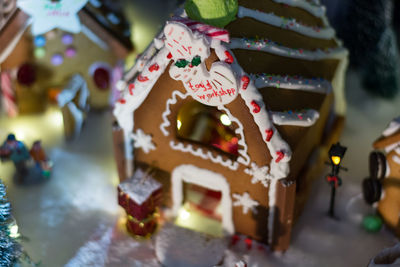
[176,101,239,158]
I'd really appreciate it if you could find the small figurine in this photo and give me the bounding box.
[0,134,52,182]
[0,134,30,179]
[363,116,400,235]
[326,142,347,218]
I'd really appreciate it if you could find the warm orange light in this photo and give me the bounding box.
[331,156,341,165]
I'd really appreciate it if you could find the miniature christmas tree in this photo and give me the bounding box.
[0,180,22,267]
[341,0,399,98]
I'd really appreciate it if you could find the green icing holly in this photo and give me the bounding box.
[185,0,238,28]
[362,214,383,233]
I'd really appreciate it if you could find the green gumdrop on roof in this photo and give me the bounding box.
[185,0,238,28]
[362,214,383,233]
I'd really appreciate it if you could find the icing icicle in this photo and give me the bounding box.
[237,6,335,40]
[271,109,320,127]
[271,0,326,18]
[252,73,331,94]
[229,37,347,61]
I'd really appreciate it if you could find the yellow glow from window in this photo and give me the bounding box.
[9,225,19,238]
[177,119,182,130]
[331,156,341,165]
[178,207,191,221]
[220,114,231,126]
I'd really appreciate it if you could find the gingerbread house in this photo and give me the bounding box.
[113,0,348,251]
[0,0,133,116]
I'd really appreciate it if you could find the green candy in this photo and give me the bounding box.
[362,215,383,233]
[185,0,238,28]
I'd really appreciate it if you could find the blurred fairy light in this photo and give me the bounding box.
[220,114,231,126]
[47,108,63,128]
[178,207,191,221]
[9,224,20,238]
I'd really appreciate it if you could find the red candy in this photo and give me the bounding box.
[138,75,149,82]
[149,63,159,72]
[251,100,261,113]
[224,51,234,64]
[275,151,284,163]
[128,83,135,95]
[231,234,240,245]
[118,98,126,104]
[244,238,252,250]
[167,52,173,59]
[17,63,36,86]
[241,75,250,90]
[93,67,110,90]
[265,129,273,142]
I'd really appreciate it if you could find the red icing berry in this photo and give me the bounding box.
[224,51,234,64]
[265,129,273,142]
[231,234,240,245]
[275,151,284,163]
[241,75,250,90]
[138,75,149,82]
[17,63,36,86]
[149,63,159,72]
[93,67,110,90]
[118,98,126,104]
[167,52,173,59]
[244,238,252,250]
[251,100,261,113]
[128,83,135,95]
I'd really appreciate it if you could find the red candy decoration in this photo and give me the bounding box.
[138,75,149,82]
[118,98,126,104]
[241,75,250,90]
[128,83,135,95]
[275,151,284,163]
[244,238,252,250]
[224,51,234,64]
[149,63,159,72]
[265,129,273,142]
[93,67,110,90]
[167,52,173,59]
[231,234,240,245]
[251,100,261,113]
[17,63,36,86]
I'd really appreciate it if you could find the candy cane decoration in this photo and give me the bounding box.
[171,16,230,43]
[0,71,18,117]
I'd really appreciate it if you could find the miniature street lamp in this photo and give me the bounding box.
[326,142,347,218]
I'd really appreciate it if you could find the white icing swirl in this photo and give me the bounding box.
[229,37,347,61]
[252,73,331,93]
[271,109,320,127]
[237,6,335,40]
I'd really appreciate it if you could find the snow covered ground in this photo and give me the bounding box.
[1,0,400,266]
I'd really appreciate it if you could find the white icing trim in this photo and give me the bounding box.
[330,53,348,115]
[57,74,90,109]
[160,90,188,136]
[271,0,326,18]
[171,164,234,234]
[81,24,109,51]
[383,117,400,137]
[393,155,400,165]
[229,37,348,61]
[237,6,335,40]
[252,74,331,94]
[271,109,320,127]
[0,18,32,64]
[66,102,84,138]
[384,142,400,153]
[170,140,239,171]
[268,179,278,244]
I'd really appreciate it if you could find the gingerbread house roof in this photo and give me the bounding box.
[0,0,133,64]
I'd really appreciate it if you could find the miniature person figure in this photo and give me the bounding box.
[326,142,347,218]
[29,140,51,174]
[0,134,30,178]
